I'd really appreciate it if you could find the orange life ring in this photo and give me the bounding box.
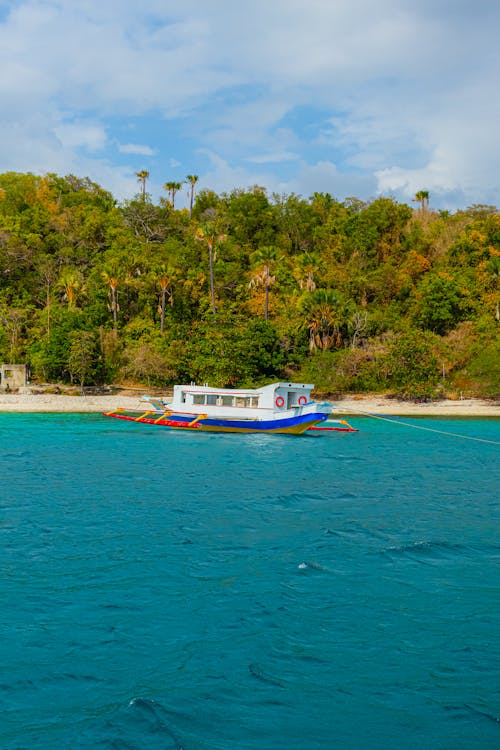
[275,395,285,408]
[298,395,307,405]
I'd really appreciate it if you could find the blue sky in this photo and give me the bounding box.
[1,0,499,211]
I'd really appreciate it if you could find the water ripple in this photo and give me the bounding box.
[1,413,499,750]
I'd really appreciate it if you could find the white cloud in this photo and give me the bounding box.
[199,150,273,196]
[118,143,156,156]
[200,151,375,203]
[245,152,299,165]
[0,0,499,208]
[54,122,107,152]
[374,74,500,206]
[280,160,377,202]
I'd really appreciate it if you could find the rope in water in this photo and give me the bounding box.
[333,405,500,446]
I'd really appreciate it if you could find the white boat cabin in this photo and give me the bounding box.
[166,382,315,418]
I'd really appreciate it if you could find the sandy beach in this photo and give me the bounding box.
[0,390,498,416]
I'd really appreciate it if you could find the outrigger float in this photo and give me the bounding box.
[309,418,358,433]
[103,382,356,435]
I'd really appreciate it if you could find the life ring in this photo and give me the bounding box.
[298,395,307,405]
[275,395,285,408]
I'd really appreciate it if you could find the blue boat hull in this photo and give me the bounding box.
[168,412,328,433]
[104,410,329,434]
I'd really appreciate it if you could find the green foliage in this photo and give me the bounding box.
[184,317,285,387]
[411,273,472,334]
[463,337,500,397]
[233,319,287,383]
[446,325,500,397]
[1,170,498,395]
[222,186,278,249]
[300,289,352,350]
[26,309,87,382]
[121,339,176,387]
[385,331,441,399]
[67,330,102,391]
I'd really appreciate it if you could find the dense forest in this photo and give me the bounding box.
[0,171,498,398]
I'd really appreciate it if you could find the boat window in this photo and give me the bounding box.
[221,396,234,407]
[193,394,205,405]
[206,394,217,405]
[250,397,259,407]
[235,397,247,407]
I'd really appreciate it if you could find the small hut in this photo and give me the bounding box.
[0,364,29,390]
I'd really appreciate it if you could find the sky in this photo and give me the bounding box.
[1,0,499,211]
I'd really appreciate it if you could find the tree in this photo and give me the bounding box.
[122,340,169,387]
[272,192,316,253]
[163,181,184,209]
[154,265,175,333]
[192,188,221,219]
[35,255,57,337]
[412,273,469,335]
[249,246,282,320]
[293,252,320,292]
[348,310,368,348]
[101,268,121,330]
[301,289,350,351]
[185,317,285,387]
[186,175,199,219]
[135,170,149,201]
[386,330,439,399]
[0,306,28,361]
[224,186,277,248]
[58,268,85,309]
[195,223,226,316]
[68,330,100,393]
[413,190,430,213]
[121,199,170,243]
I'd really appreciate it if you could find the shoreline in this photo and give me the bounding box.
[0,392,499,417]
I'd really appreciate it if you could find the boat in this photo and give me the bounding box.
[103,382,331,435]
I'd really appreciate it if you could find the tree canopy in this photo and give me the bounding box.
[0,172,498,398]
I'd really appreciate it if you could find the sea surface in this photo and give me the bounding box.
[1,413,499,750]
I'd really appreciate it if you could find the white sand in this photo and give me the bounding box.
[334,396,500,417]
[0,391,498,416]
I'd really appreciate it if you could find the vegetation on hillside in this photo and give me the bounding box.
[0,171,498,398]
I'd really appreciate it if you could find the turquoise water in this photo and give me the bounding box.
[1,413,499,749]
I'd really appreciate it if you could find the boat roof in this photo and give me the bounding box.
[175,382,314,396]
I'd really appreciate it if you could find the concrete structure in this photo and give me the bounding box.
[0,364,29,390]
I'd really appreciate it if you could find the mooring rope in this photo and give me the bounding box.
[332,405,500,446]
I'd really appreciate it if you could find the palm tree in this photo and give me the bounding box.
[58,268,85,309]
[301,289,349,351]
[135,170,149,201]
[249,246,282,320]
[155,265,175,333]
[101,268,121,330]
[293,252,320,293]
[195,223,226,316]
[186,175,199,218]
[413,190,430,213]
[36,255,57,337]
[163,181,184,209]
